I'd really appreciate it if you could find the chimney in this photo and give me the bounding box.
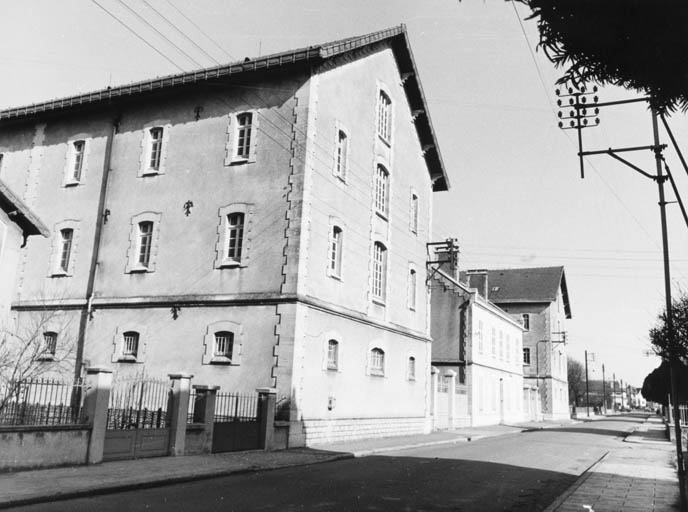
[433,238,459,279]
[465,269,488,299]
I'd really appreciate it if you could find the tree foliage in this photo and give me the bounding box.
[517,0,688,114]
[641,361,688,405]
[649,292,688,363]
[567,356,584,405]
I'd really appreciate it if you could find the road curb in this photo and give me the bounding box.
[350,436,472,457]
[0,453,354,511]
[541,450,610,512]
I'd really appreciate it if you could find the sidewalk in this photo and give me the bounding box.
[544,416,679,512]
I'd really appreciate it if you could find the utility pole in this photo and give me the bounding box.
[612,372,616,411]
[602,364,606,414]
[556,87,687,510]
[585,350,590,417]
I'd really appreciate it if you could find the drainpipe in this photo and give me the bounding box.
[73,115,119,383]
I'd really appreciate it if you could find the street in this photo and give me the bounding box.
[7,416,645,512]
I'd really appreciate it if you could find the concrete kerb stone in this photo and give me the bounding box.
[541,451,611,512]
[0,452,354,511]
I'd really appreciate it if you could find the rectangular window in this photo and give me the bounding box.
[72,140,85,181]
[523,347,531,365]
[226,212,245,262]
[59,229,73,272]
[236,113,253,159]
[491,327,496,356]
[137,221,154,268]
[149,127,163,170]
[407,357,416,380]
[329,226,343,277]
[372,242,387,301]
[327,339,339,370]
[410,193,419,233]
[377,91,392,141]
[122,332,139,358]
[374,165,389,217]
[506,336,511,362]
[214,331,234,359]
[499,331,504,360]
[43,332,57,356]
[335,130,348,179]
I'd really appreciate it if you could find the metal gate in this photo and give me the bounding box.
[212,392,262,453]
[103,376,171,461]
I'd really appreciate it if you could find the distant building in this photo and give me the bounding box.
[0,26,449,445]
[466,267,572,421]
[0,180,48,322]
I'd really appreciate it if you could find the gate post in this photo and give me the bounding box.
[430,366,439,429]
[168,373,193,456]
[192,385,219,454]
[445,369,457,429]
[257,388,277,450]
[82,366,113,464]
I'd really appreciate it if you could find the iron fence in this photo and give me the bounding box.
[0,378,85,426]
[214,392,259,422]
[187,389,198,423]
[106,376,170,430]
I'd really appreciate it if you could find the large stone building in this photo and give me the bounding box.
[466,267,571,421]
[0,26,450,445]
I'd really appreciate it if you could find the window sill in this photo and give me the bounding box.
[372,297,386,307]
[228,157,251,166]
[63,181,81,188]
[217,260,242,269]
[374,210,388,222]
[210,356,233,365]
[50,271,70,278]
[377,134,391,147]
[370,371,385,378]
[117,356,138,363]
[128,267,152,274]
[37,355,55,362]
[328,272,342,281]
[140,169,162,177]
[334,172,347,184]
[326,365,339,372]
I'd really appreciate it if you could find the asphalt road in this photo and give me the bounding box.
[7,415,644,512]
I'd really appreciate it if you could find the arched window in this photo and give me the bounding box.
[370,348,385,376]
[408,268,417,310]
[59,228,73,272]
[372,242,387,301]
[329,226,343,277]
[148,127,164,170]
[214,331,234,359]
[377,91,392,141]
[327,339,339,370]
[410,192,419,233]
[335,129,348,179]
[407,356,416,380]
[137,221,154,268]
[374,165,389,216]
[522,314,530,331]
[72,140,85,181]
[226,212,245,262]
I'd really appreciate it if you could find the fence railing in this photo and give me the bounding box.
[187,389,198,423]
[0,378,85,426]
[214,392,259,422]
[106,377,170,430]
[668,403,688,426]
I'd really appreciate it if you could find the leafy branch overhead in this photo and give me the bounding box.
[517,0,688,114]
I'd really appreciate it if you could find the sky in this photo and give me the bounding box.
[1,0,687,387]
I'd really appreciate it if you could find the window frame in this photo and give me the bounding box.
[39,331,58,360]
[333,125,350,181]
[211,330,235,364]
[370,347,385,377]
[522,313,530,331]
[327,339,339,371]
[49,220,79,277]
[225,212,245,264]
[125,212,162,273]
[58,228,74,273]
[139,122,170,177]
[202,321,243,365]
[376,89,393,144]
[523,347,531,365]
[371,241,388,304]
[215,203,252,269]
[328,225,343,279]
[407,356,416,381]
[374,164,390,219]
[410,190,419,234]
[136,221,154,269]
[408,265,417,311]
[225,111,258,165]
[120,331,140,362]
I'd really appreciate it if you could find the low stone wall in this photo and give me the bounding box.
[184,423,210,455]
[0,425,90,471]
[300,416,428,445]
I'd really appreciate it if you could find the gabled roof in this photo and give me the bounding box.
[0,26,449,191]
[0,180,49,238]
[479,266,572,318]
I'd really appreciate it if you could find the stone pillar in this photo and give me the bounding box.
[257,387,277,450]
[445,369,457,429]
[167,373,193,456]
[81,366,113,464]
[191,385,219,454]
[430,366,439,429]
